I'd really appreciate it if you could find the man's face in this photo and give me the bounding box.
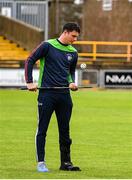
[64,30,79,44]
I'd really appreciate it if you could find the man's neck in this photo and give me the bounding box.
[57,38,68,46]
[58,35,68,45]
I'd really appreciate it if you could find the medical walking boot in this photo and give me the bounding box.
[59,140,81,171]
[60,161,81,171]
[59,151,81,171]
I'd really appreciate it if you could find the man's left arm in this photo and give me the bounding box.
[69,53,78,91]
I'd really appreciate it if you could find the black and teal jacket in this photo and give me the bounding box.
[25,39,78,89]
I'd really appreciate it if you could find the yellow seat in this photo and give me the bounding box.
[0,36,30,67]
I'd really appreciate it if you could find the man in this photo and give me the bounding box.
[25,22,81,172]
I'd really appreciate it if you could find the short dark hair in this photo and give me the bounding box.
[62,22,80,33]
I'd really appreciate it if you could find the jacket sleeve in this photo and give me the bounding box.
[69,52,78,83]
[25,41,49,83]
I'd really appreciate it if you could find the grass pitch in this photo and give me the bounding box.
[0,89,132,179]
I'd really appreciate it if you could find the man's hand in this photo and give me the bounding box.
[27,83,38,91]
[69,83,78,91]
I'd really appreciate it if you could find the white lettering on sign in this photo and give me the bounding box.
[106,75,132,83]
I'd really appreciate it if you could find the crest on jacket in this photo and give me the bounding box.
[66,54,73,61]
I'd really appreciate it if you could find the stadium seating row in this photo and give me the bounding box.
[0,36,30,67]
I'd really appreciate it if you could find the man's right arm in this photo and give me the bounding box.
[25,42,49,91]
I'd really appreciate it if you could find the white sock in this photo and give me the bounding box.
[38,161,44,165]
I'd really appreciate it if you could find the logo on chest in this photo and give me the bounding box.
[66,54,73,61]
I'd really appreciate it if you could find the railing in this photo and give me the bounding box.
[74,41,132,62]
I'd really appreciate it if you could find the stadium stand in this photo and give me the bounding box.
[0,36,30,68]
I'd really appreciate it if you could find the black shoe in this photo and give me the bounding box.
[59,162,81,171]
